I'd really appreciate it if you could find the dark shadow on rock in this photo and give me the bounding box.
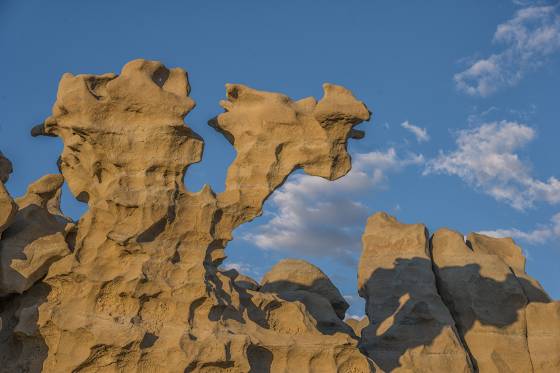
[247,344,273,373]
[0,281,51,372]
[259,278,356,337]
[359,257,551,372]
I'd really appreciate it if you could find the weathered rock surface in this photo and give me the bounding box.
[431,229,553,372]
[358,212,473,372]
[261,259,349,319]
[0,60,373,372]
[346,316,368,337]
[0,59,558,373]
[526,301,560,372]
[0,152,16,236]
[0,174,72,295]
[356,212,558,373]
[260,259,355,336]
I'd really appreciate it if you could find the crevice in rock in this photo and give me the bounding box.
[428,234,477,373]
[507,265,536,373]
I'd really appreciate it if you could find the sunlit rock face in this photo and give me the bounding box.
[359,212,559,373]
[0,60,558,373]
[0,60,373,372]
[358,212,473,372]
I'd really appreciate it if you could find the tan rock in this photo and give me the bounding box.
[358,212,473,372]
[0,152,17,236]
[0,174,72,295]
[526,301,560,372]
[261,258,349,319]
[0,151,12,184]
[235,273,260,291]
[346,316,369,337]
[0,60,372,372]
[431,229,549,372]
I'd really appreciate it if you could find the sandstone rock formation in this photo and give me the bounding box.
[358,212,559,373]
[0,59,558,372]
[261,259,349,319]
[0,174,72,295]
[0,152,16,237]
[0,60,372,372]
[345,316,368,338]
[260,259,354,336]
[358,212,473,372]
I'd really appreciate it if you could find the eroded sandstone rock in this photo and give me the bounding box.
[431,229,551,372]
[0,152,17,237]
[526,301,560,372]
[0,174,72,296]
[358,212,473,372]
[260,259,355,336]
[1,59,558,373]
[345,316,368,338]
[1,59,372,372]
[261,259,349,319]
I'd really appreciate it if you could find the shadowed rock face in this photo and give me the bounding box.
[0,152,16,236]
[0,60,558,373]
[358,212,559,373]
[0,60,373,372]
[358,212,473,372]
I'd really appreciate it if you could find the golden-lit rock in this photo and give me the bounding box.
[358,212,473,372]
[0,60,372,372]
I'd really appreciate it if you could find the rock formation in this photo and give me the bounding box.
[0,59,558,372]
[0,60,372,372]
[358,212,559,373]
[358,212,473,372]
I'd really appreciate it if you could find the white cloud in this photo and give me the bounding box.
[424,121,560,210]
[479,212,560,244]
[243,149,424,264]
[401,121,430,142]
[219,261,254,275]
[455,5,560,96]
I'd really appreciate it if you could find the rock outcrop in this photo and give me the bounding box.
[261,259,349,319]
[0,60,372,372]
[358,212,473,372]
[260,259,354,336]
[0,59,558,373]
[358,212,559,373]
[0,174,72,295]
[0,152,16,236]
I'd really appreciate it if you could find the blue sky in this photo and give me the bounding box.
[1,0,559,317]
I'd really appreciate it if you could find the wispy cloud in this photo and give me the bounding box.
[219,261,261,278]
[243,149,424,264]
[424,121,560,210]
[454,5,560,96]
[479,212,560,244]
[401,121,430,142]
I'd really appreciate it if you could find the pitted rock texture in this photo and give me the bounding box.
[0,60,558,373]
[0,60,372,373]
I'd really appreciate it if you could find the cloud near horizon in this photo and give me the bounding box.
[242,148,424,264]
[479,212,560,245]
[454,5,560,96]
[424,121,560,210]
